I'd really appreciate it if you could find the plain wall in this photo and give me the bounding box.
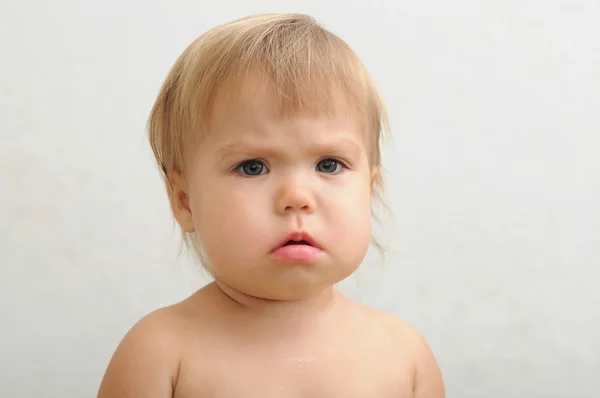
[1,1,599,397]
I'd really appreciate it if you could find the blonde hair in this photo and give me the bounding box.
[147,13,390,267]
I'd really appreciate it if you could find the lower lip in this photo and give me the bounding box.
[271,245,324,262]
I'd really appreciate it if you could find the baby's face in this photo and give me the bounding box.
[183,83,374,300]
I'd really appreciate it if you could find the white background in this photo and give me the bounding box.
[1,1,599,397]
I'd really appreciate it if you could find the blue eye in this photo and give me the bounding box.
[316,158,343,174]
[236,160,268,176]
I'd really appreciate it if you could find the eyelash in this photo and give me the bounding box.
[316,158,347,174]
[233,158,349,177]
[234,159,269,176]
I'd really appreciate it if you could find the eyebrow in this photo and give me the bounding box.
[311,138,363,160]
[216,138,363,162]
[215,142,280,162]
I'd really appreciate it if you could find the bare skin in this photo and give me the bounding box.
[98,282,444,398]
[98,71,445,398]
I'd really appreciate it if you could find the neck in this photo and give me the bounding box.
[212,281,342,323]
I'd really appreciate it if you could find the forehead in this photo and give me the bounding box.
[213,72,364,124]
[206,74,368,144]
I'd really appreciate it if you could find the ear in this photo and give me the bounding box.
[370,165,380,192]
[166,170,196,233]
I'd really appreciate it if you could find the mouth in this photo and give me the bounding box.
[275,232,320,250]
[270,232,324,262]
[282,239,312,247]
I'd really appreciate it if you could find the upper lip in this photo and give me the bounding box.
[274,231,321,250]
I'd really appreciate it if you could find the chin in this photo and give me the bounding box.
[211,252,362,301]
[266,266,357,300]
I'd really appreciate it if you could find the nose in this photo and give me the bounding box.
[275,177,316,215]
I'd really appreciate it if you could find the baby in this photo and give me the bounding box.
[98,13,444,398]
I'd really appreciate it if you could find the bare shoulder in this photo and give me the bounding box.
[359,306,446,398]
[97,303,192,398]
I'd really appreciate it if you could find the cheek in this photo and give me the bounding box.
[325,172,373,245]
[189,182,270,258]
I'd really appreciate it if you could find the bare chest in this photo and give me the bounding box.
[173,339,414,398]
